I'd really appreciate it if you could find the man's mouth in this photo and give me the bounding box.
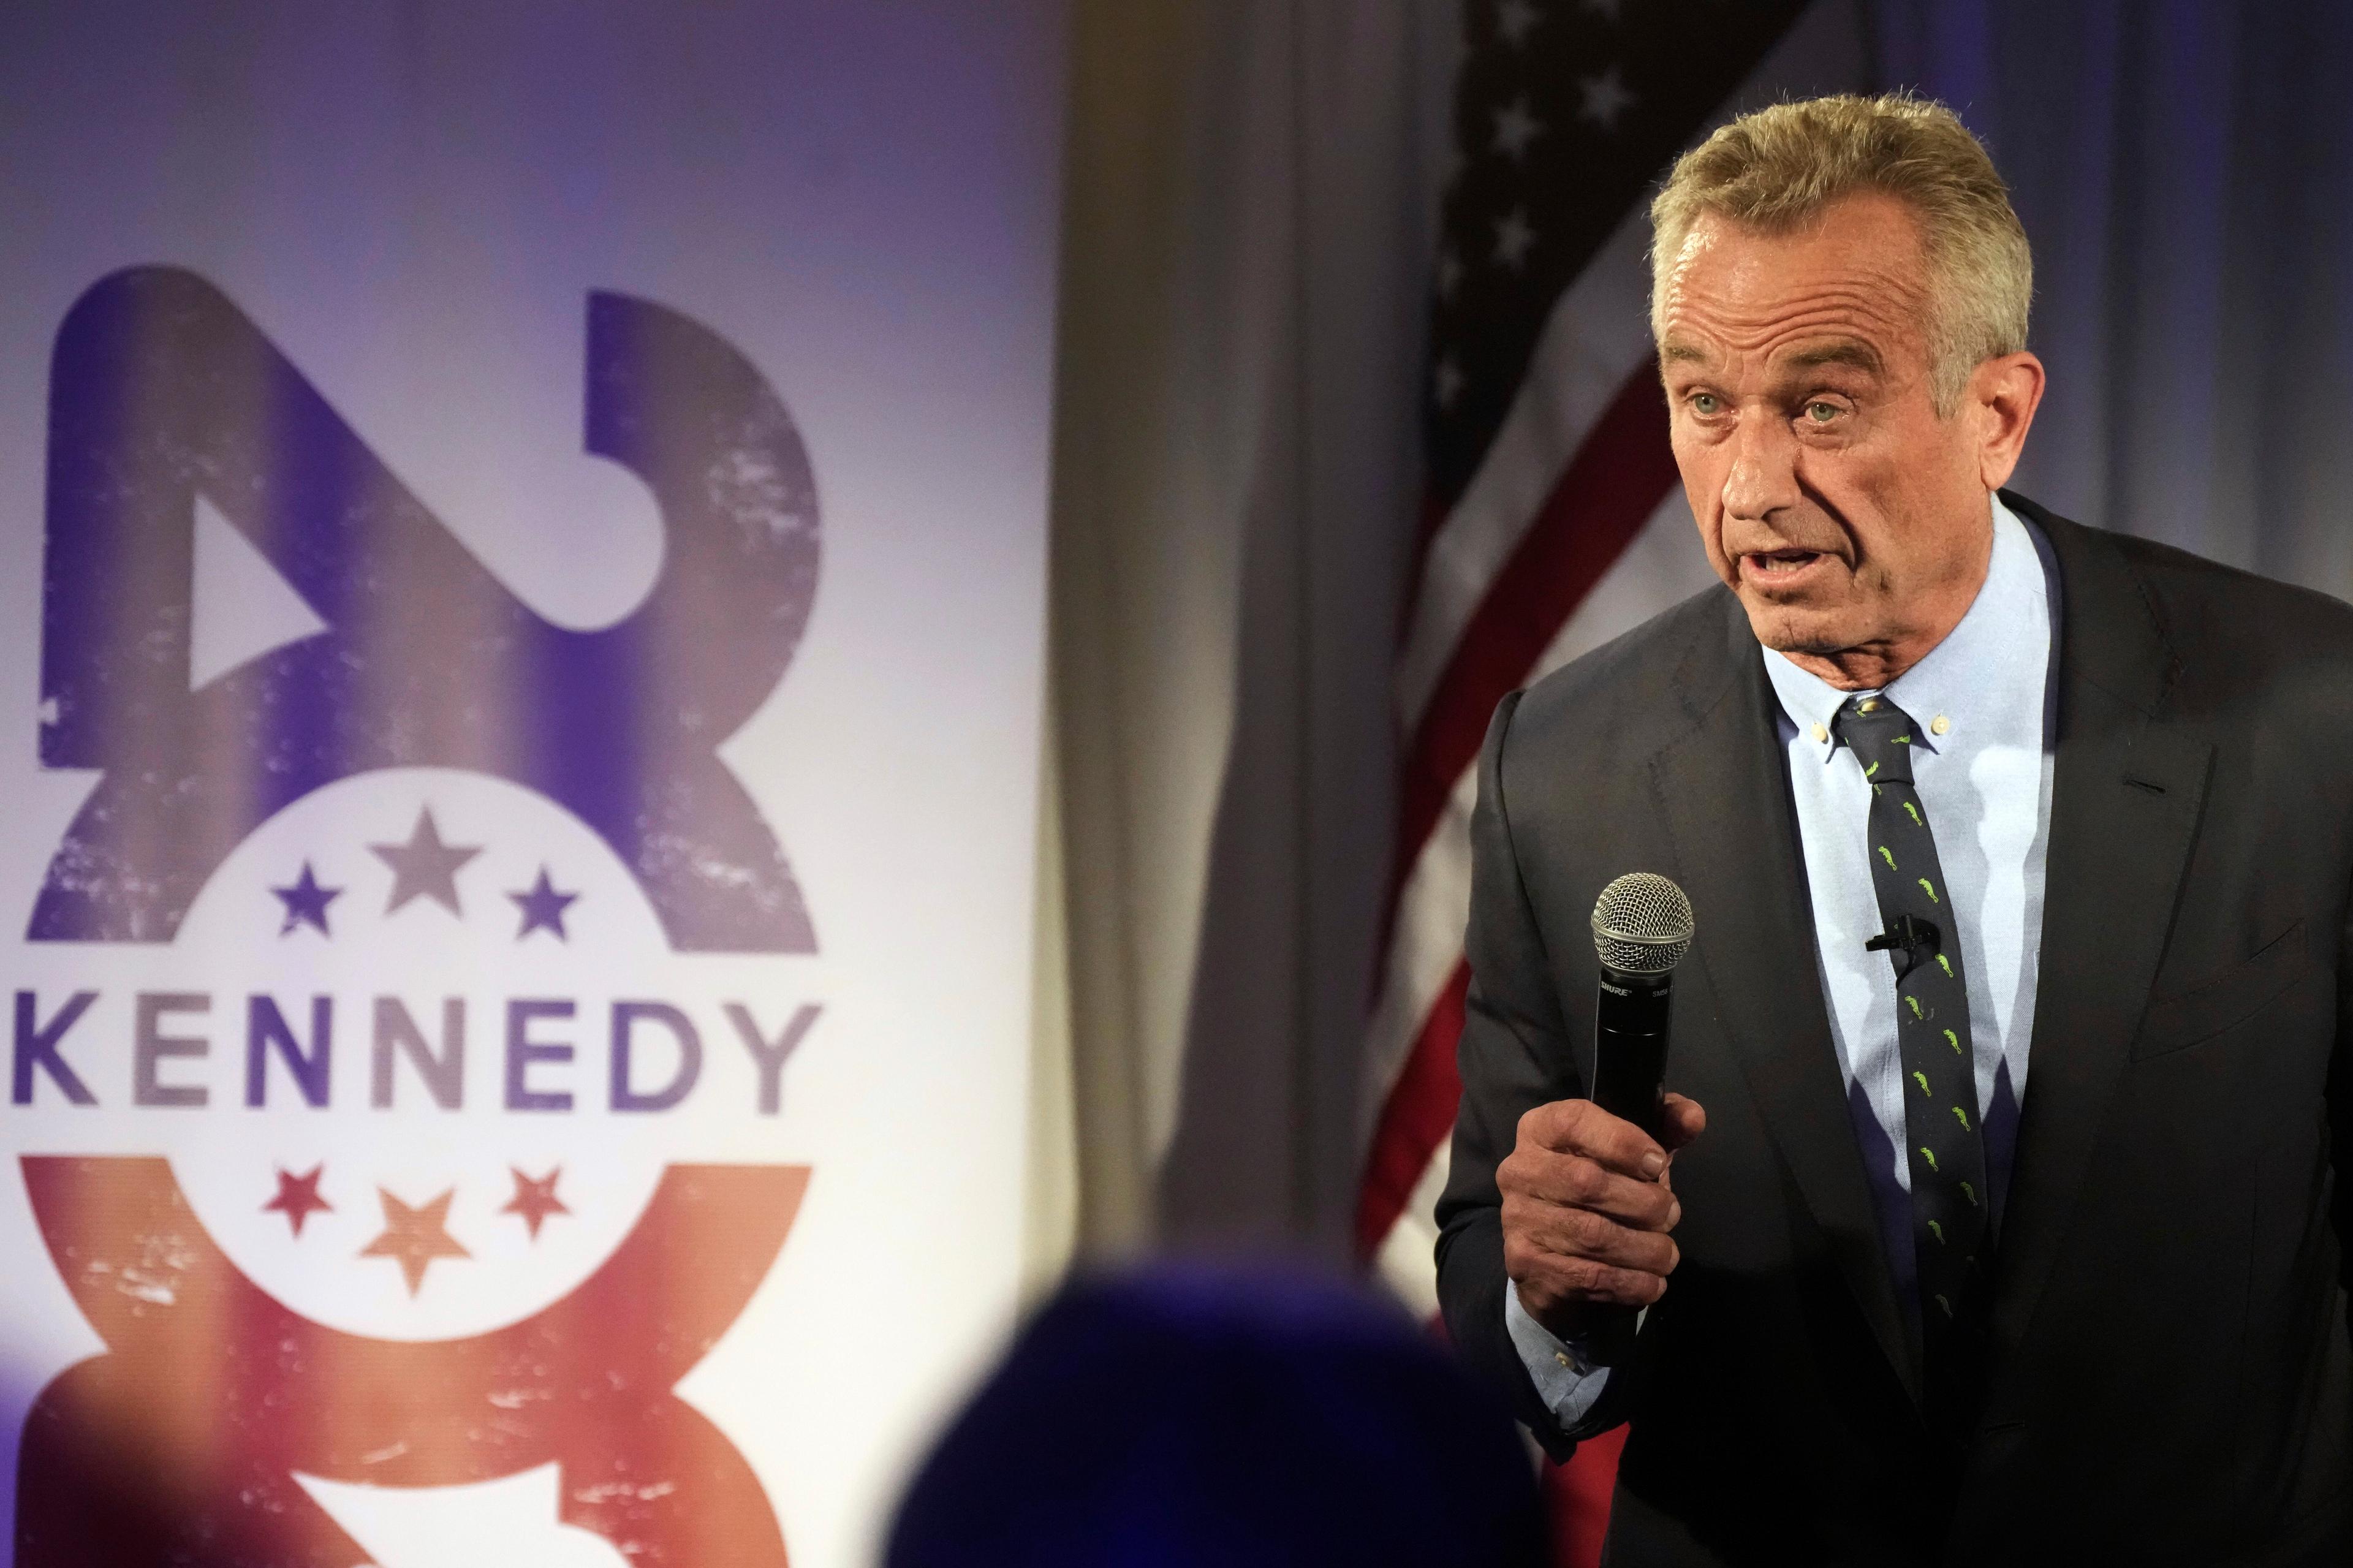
[1741,547,1830,581]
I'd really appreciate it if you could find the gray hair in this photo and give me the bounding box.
[1650,93,2033,414]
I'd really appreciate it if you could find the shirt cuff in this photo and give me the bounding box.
[1505,1280,1612,1428]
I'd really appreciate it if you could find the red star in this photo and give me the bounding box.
[502,1167,570,1240]
[359,1187,470,1295]
[262,1164,333,1237]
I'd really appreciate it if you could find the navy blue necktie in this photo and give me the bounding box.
[1836,694,1990,1411]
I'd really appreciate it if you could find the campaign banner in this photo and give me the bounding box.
[0,5,1066,1565]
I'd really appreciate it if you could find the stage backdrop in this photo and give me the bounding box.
[0,5,1065,1566]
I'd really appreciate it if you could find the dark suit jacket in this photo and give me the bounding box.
[1436,496,2353,1566]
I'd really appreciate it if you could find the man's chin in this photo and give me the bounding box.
[1735,595,1857,658]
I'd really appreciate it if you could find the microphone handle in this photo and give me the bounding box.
[1583,966,1674,1365]
[1592,966,1672,1140]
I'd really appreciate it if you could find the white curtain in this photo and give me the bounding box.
[1031,0,1460,1273]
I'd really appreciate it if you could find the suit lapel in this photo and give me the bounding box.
[1651,597,1921,1408]
[1983,501,2213,1414]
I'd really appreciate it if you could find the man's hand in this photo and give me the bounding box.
[1499,1093,1706,1342]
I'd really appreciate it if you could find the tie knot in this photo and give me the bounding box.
[1835,695,1920,781]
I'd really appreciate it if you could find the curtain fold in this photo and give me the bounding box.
[1876,0,2353,595]
[1041,0,1458,1259]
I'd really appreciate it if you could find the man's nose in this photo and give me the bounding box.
[1720,409,1800,522]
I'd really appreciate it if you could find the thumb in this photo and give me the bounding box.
[1660,1092,1707,1154]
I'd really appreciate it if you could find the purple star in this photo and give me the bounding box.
[509,866,579,941]
[271,862,342,936]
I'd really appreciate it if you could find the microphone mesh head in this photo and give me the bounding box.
[1590,873,1696,975]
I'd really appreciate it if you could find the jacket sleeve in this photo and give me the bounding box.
[1434,690,1635,1458]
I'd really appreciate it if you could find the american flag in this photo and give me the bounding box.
[1354,0,1858,1556]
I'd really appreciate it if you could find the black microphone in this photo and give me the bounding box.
[1583,872,1696,1363]
[1588,872,1696,1141]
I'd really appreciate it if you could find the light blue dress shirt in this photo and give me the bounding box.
[1507,494,2060,1425]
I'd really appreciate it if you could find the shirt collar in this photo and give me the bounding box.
[1760,494,2053,763]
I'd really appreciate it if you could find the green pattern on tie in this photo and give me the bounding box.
[1837,693,1990,1422]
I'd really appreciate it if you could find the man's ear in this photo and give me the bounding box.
[1971,351,2045,491]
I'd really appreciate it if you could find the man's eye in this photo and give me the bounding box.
[1691,393,1720,415]
[1805,401,1840,423]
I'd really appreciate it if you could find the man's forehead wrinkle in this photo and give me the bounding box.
[1782,338,1884,373]
[1669,289,1911,334]
[1684,264,1928,324]
[1669,222,1931,328]
[1660,294,1915,369]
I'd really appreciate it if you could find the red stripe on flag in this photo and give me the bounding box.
[1389,367,1680,911]
[1354,958,1469,1258]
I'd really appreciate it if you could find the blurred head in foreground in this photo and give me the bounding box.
[887,1263,1546,1568]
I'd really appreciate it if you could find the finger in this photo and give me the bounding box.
[1502,1150,1678,1230]
[1520,1097,1668,1179]
[1512,1199,1680,1275]
[1520,1252,1668,1310]
[1660,1093,1708,1153]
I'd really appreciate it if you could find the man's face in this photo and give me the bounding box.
[1656,193,2037,684]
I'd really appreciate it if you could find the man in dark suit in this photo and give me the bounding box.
[1437,94,2353,1564]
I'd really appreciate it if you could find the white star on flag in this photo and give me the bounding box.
[1496,0,1540,46]
[1578,66,1638,131]
[1492,208,1536,270]
[1491,97,1543,160]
